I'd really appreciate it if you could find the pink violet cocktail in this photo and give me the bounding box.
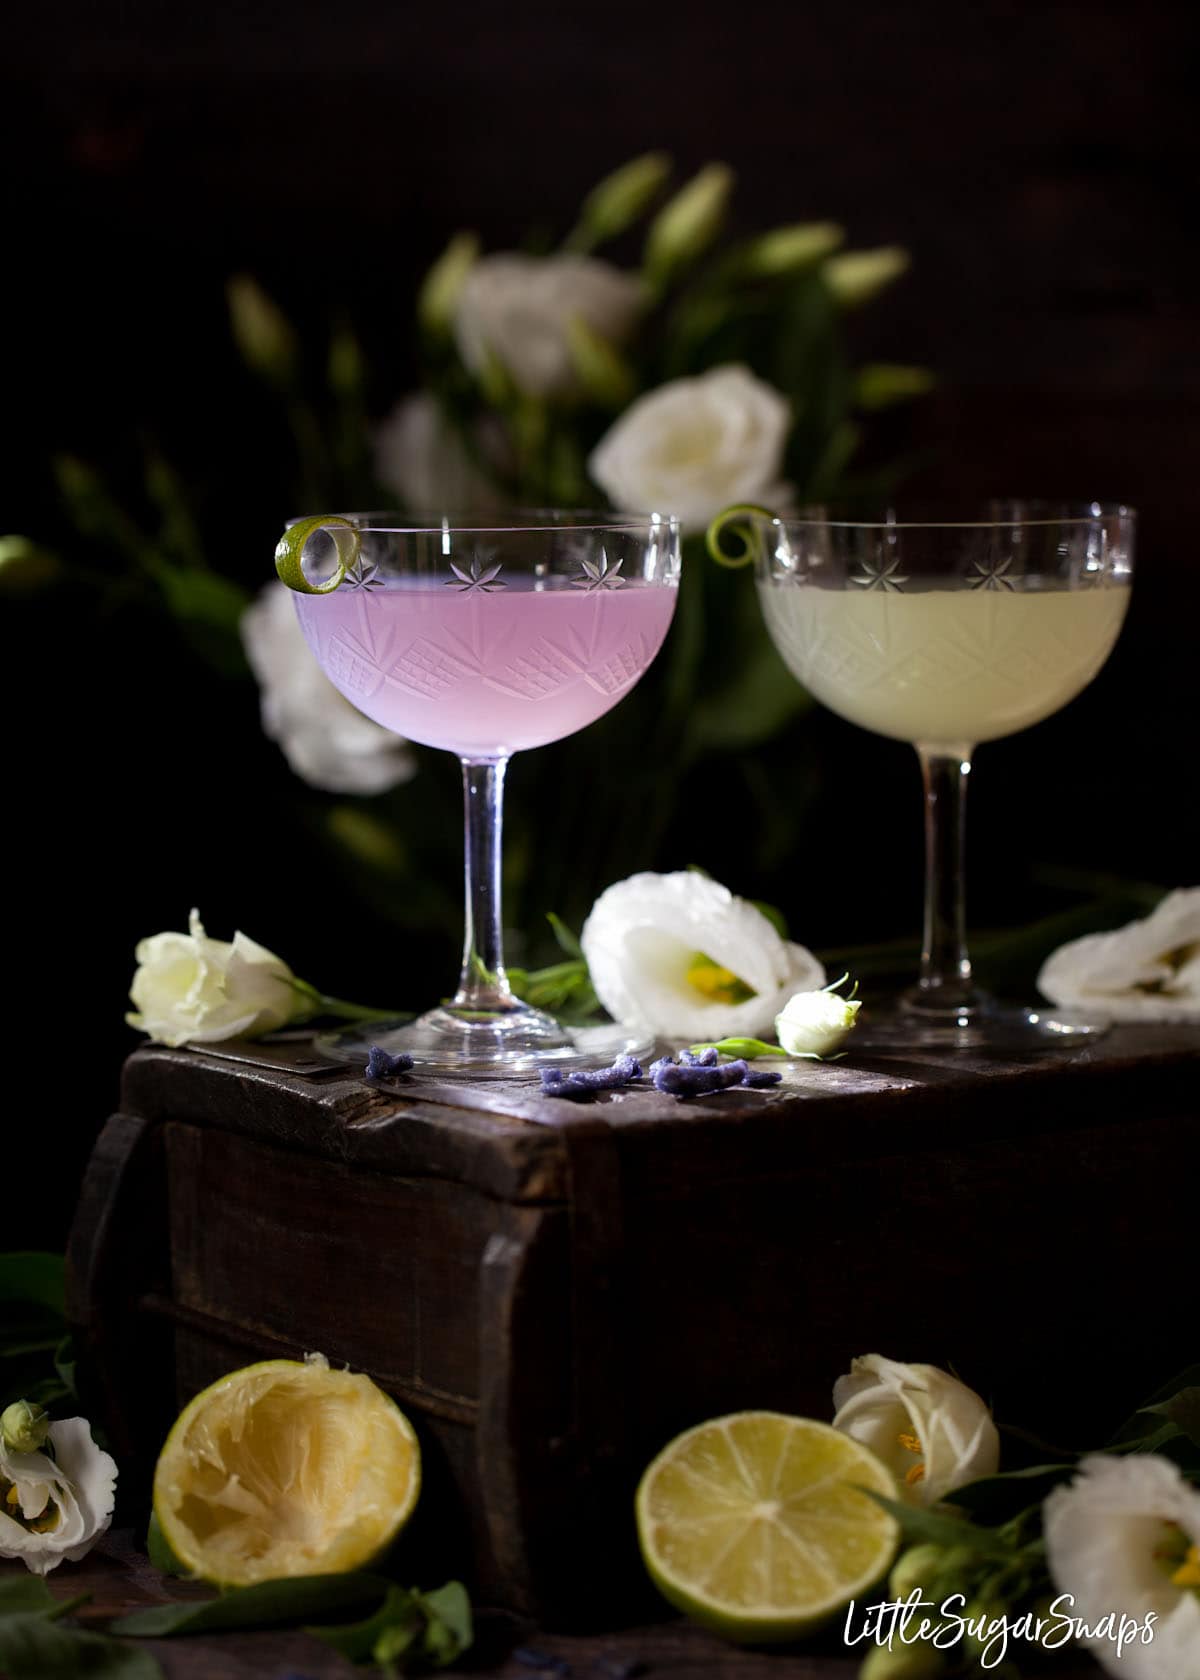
[295,573,676,758]
[280,513,681,1075]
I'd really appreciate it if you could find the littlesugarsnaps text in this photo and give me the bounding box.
[844,1590,1158,1670]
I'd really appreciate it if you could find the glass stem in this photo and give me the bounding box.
[453,757,521,1014]
[913,743,981,1014]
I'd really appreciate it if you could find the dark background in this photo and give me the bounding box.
[5,0,1198,1242]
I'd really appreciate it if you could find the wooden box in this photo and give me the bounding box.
[68,1028,1200,1623]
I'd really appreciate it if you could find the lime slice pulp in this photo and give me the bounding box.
[636,1410,899,1643]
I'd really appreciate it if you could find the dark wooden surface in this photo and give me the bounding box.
[14,1529,1105,1679]
[65,1026,1200,1626]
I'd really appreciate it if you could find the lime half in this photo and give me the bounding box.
[274,514,360,594]
[153,1354,420,1586]
[636,1410,898,1644]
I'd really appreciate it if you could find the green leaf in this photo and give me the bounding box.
[688,1038,788,1060]
[110,1573,392,1638]
[309,1579,471,1674]
[308,1584,418,1663]
[545,912,584,959]
[946,1465,1075,1523]
[749,899,789,939]
[0,1576,59,1614]
[145,1513,190,1579]
[0,1253,66,1318]
[0,1615,164,1680]
[414,1580,472,1668]
[54,1335,78,1401]
[862,1488,1015,1558]
[1140,1388,1200,1450]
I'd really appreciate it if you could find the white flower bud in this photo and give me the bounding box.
[775,985,861,1057]
[1,1401,49,1454]
[127,909,306,1048]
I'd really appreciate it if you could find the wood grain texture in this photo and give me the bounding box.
[67,1028,1200,1621]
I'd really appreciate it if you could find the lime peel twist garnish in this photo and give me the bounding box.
[274,514,361,594]
[705,502,778,570]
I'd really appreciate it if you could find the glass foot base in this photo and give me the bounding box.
[315,1006,655,1080]
[854,995,1110,1053]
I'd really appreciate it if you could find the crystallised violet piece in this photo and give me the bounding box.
[539,1054,644,1099]
[365,1045,415,1080]
[651,1052,783,1097]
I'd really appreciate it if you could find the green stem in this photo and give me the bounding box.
[48,1592,92,1621]
[309,993,401,1024]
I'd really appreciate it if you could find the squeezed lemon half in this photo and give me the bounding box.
[153,1354,420,1586]
[636,1410,899,1644]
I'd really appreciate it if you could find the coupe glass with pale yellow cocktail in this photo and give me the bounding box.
[713,503,1135,1047]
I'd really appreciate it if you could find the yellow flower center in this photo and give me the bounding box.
[1,1478,60,1533]
[1153,1522,1200,1589]
[686,953,756,1006]
[1173,1544,1200,1589]
[897,1430,926,1486]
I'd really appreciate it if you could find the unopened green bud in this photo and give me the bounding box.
[644,162,734,286]
[0,536,61,592]
[564,316,636,407]
[327,320,365,396]
[742,220,844,277]
[822,246,910,309]
[227,274,297,381]
[417,232,480,336]
[1,1400,50,1454]
[855,363,936,410]
[889,1542,947,1599]
[859,1640,945,1680]
[567,151,672,252]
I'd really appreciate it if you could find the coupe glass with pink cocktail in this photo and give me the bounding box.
[277,511,680,1074]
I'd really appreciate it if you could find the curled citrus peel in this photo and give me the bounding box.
[274,514,361,594]
[704,503,778,570]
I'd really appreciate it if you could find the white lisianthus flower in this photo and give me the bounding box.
[832,1354,999,1506]
[373,393,510,514]
[1044,1454,1200,1679]
[0,1416,117,1575]
[581,870,823,1040]
[776,980,862,1057]
[127,909,305,1047]
[588,364,792,529]
[242,582,416,795]
[1038,888,1200,1021]
[454,253,644,400]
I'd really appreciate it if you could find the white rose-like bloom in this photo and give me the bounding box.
[454,253,644,400]
[776,986,862,1057]
[242,582,416,795]
[580,870,823,1040]
[127,908,303,1047]
[832,1354,999,1506]
[0,1418,117,1575]
[588,363,792,529]
[373,392,509,515]
[1038,888,1200,1021]
[1044,1454,1200,1679]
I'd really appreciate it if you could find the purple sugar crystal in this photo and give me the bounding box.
[365,1045,415,1080]
[540,1053,643,1099]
